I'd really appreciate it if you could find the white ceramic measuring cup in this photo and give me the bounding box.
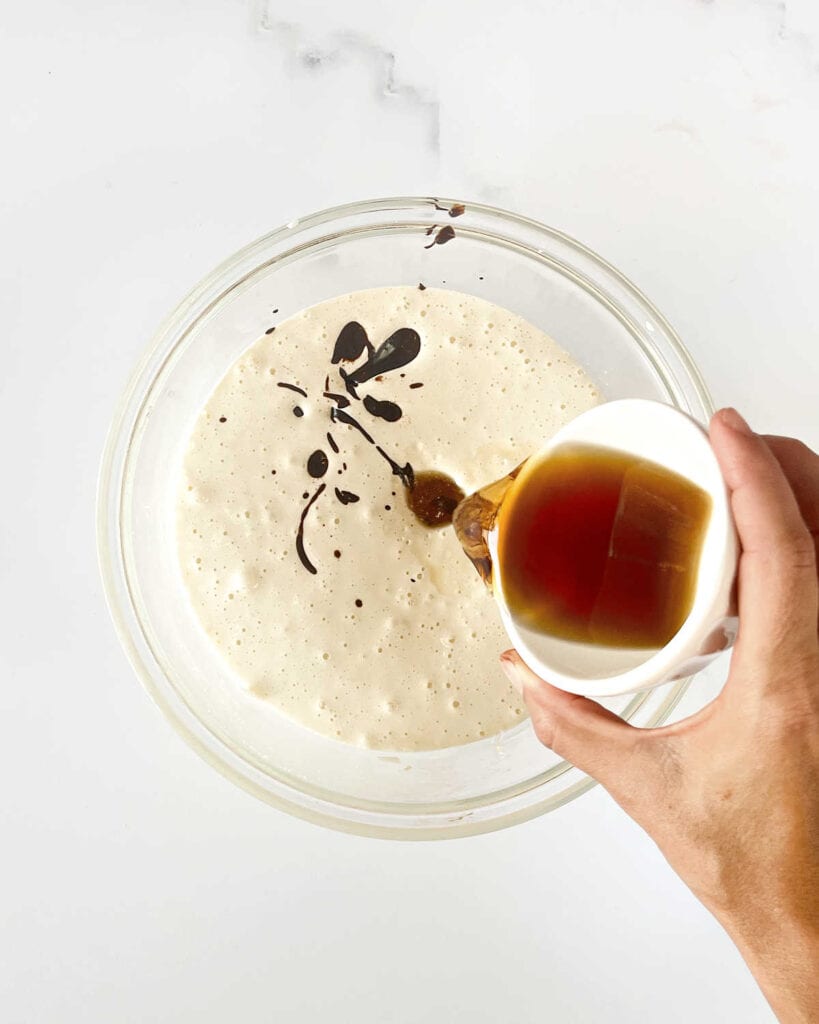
[472,400,739,698]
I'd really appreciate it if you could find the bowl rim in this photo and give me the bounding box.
[97,194,713,839]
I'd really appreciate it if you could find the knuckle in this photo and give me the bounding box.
[770,528,816,571]
[783,437,816,462]
[765,435,819,466]
[788,531,818,566]
[529,707,575,763]
[528,705,558,751]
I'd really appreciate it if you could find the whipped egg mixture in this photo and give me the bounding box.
[177,287,600,750]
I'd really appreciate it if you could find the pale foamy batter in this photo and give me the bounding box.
[178,287,600,750]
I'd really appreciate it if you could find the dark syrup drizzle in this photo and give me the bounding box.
[307,450,329,478]
[342,328,421,396]
[335,488,360,505]
[280,317,460,571]
[363,394,402,422]
[424,225,456,249]
[295,484,326,574]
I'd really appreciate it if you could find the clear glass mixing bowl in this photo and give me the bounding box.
[98,196,714,838]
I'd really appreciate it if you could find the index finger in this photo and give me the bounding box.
[762,435,819,560]
[709,409,818,670]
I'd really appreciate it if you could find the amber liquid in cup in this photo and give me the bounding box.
[496,445,712,648]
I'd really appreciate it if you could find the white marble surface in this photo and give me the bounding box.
[4,1,819,1021]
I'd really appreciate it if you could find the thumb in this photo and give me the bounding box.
[500,650,656,804]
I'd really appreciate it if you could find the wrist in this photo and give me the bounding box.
[719,910,819,1023]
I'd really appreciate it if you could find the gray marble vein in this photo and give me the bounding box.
[257,8,441,152]
[708,0,819,72]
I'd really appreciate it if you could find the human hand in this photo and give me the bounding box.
[500,409,819,1023]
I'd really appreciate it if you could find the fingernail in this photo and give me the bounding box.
[719,407,753,435]
[499,650,525,695]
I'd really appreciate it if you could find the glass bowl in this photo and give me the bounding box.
[98,196,713,839]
